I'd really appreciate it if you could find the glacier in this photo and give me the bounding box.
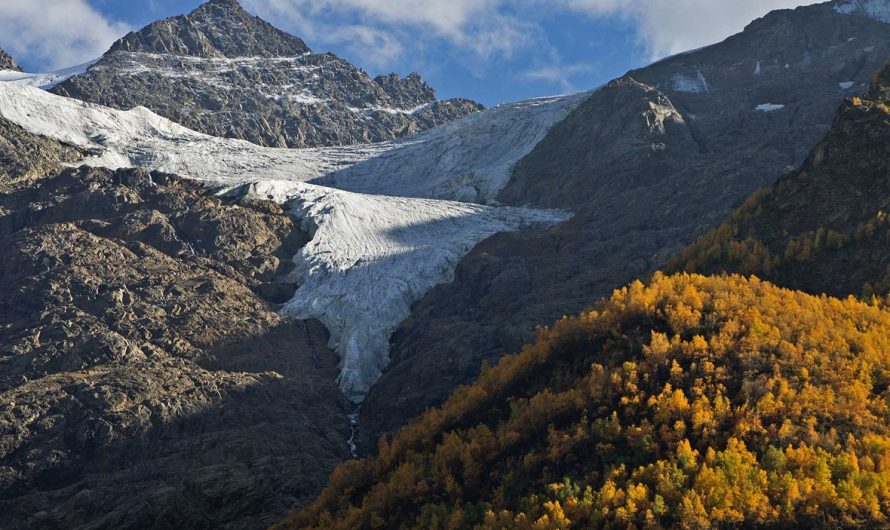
[0,60,95,90]
[232,181,566,401]
[0,81,577,401]
[316,93,589,203]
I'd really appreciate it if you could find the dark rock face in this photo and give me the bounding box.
[0,119,350,528]
[358,2,890,451]
[52,0,482,148]
[672,69,890,298]
[373,72,437,109]
[0,48,21,72]
[109,0,310,58]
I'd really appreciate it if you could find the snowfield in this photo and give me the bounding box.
[0,82,390,183]
[0,81,577,401]
[0,61,95,90]
[317,93,589,203]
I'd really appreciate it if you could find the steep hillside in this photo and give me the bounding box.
[285,273,890,529]
[0,117,352,528]
[671,65,890,299]
[52,0,481,148]
[357,0,890,449]
[0,48,20,72]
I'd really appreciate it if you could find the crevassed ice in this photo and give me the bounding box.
[0,82,575,401]
[0,60,95,90]
[267,181,567,401]
[317,93,590,204]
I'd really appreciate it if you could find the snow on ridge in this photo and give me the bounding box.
[0,81,572,402]
[834,0,890,22]
[0,60,95,90]
[101,51,444,116]
[316,92,590,204]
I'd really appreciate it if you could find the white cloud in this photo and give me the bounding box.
[554,0,819,59]
[519,63,593,92]
[0,0,130,70]
[244,0,824,75]
[245,0,498,40]
[326,25,406,68]
[243,0,529,66]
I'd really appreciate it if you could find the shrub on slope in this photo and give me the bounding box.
[282,273,890,529]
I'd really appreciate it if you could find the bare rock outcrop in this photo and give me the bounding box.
[53,0,482,148]
[0,119,350,528]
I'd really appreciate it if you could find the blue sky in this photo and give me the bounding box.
[1,0,823,106]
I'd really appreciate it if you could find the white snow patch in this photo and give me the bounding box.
[835,0,890,22]
[839,81,856,89]
[290,93,326,105]
[0,60,95,90]
[101,51,437,116]
[0,82,573,402]
[756,103,785,112]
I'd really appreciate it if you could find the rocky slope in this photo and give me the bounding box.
[670,63,890,299]
[357,0,890,451]
[52,0,481,148]
[0,48,20,72]
[0,117,351,529]
[285,273,890,529]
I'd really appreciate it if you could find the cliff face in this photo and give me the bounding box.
[52,0,482,148]
[358,2,890,451]
[671,64,890,298]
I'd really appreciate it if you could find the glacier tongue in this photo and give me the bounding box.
[255,182,568,401]
[0,81,574,402]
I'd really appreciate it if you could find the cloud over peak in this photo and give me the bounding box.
[557,0,818,59]
[0,0,130,71]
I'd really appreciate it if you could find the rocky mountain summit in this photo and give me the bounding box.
[0,48,20,72]
[0,117,351,529]
[356,0,890,451]
[52,0,482,148]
